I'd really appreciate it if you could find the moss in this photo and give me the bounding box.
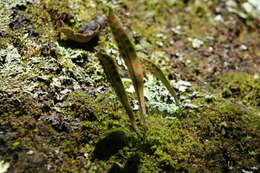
[108,153,141,173]
[216,72,260,107]
[133,98,259,172]
[66,91,98,121]
[92,128,133,160]
[193,102,259,172]
[140,115,204,172]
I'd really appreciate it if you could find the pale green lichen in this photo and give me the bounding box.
[0,160,10,173]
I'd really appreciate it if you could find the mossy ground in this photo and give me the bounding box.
[0,0,259,173]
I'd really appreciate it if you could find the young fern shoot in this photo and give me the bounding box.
[97,51,139,133]
[107,7,148,131]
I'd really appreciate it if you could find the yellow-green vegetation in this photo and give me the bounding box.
[0,0,259,173]
[216,73,260,107]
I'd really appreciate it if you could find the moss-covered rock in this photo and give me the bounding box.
[92,128,135,161]
[217,73,260,107]
[0,0,259,173]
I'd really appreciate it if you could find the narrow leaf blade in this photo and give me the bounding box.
[97,52,139,132]
[141,57,180,106]
[107,7,147,130]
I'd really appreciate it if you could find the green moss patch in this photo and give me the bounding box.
[215,73,260,107]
